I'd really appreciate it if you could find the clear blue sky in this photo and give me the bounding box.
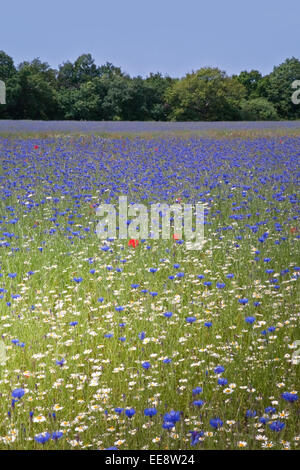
[1,0,299,77]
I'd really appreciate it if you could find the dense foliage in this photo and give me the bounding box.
[0,51,300,121]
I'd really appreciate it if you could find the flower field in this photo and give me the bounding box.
[0,132,299,450]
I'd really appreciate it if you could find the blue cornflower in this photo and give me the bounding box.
[186,316,196,323]
[176,272,185,278]
[218,378,228,386]
[125,408,135,418]
[55,359,65,366]
[269,421,285,432]
[163,358,172,364]
[214,366,225,374]
[259,417,269,424]
[281,392,298,403]
[142,361,151,370]
[189,431,204,446]
[162,421,175,430]
[163,410,180,423]
[193,400,204,407]
[265,407,276,415]
[144,408,157,417]
[52,431,64,440]
[12,388,25,399]
[192,387,203,395]
[114,408,124,414]
[216,282,225,289]
[164,311,173,318]
[245,316,256,324]
[34,433,51,444]
[209,418,223,429]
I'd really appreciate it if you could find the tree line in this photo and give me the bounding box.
[0,51,300,121]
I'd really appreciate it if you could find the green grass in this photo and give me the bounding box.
[0,133,299,450]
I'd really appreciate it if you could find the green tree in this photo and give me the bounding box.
[100,74,131,120]
[57,61,75,89]
[166,68,246,121]
[98,62,124,78]
[115,73,176,121]
[0,51,17,118]
[240,97,278,120]
[236,70,262,99]
[144,73,176,120]
[121,76,149,120]
[58,78,106,120]
[263,57,300,119]
[73,54,98,84]
[13,59,58,119]
[0,50,16,80]
[57,58,128,120]
[58,54,99,90]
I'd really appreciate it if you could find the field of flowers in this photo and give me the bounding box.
[0,132,299,450]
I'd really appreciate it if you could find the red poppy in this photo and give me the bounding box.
[290,227,297,234]
[128,239,139,248]
[173,233,180,240]
[34,145,39,149]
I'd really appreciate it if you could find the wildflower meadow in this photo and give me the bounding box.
[0,128,299,450]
